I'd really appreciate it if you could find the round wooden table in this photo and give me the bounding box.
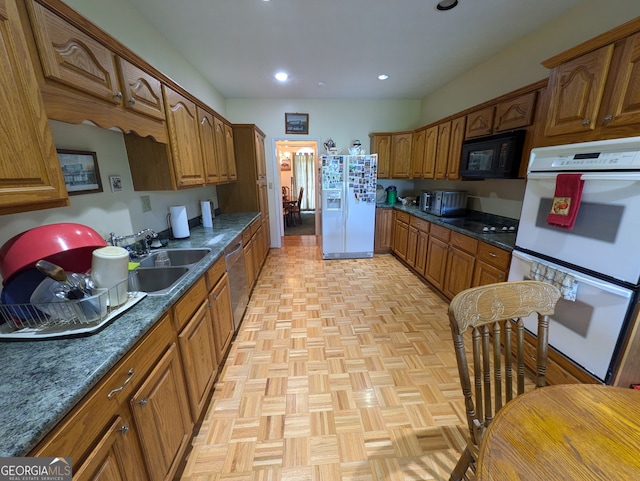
[477,384,640,480]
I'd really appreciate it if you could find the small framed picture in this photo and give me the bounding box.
[109,175,123,192]
[285,113,309,135]
[57,149,103,195]
[280,160,291,171]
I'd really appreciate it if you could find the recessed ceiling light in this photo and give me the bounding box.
[436,0,458,11]
[275,72,288,82]
[377,74,389,80]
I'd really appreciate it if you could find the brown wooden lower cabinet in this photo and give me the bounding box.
[392,211,410,261]
[209,272,234,362]
[424,224,450,292]
[472,241,511,286]
[73,412,148,481]
[374,208,394,253]
[130,342,193,481]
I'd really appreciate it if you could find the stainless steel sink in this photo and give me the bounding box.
[138,248,211,268]
[129,266,191,296]
[131,248,212,295]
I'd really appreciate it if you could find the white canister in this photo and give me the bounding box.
[91,246,129,306]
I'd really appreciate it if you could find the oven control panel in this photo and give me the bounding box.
[529,136,640,172]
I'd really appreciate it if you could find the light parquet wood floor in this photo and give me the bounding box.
[180,236,469,481]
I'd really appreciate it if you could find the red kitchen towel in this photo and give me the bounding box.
[547,174,584,229]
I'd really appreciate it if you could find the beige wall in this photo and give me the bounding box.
[420,0,640,123]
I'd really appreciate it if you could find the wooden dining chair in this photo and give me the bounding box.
[448,280,561,481]
[290,186,304,224]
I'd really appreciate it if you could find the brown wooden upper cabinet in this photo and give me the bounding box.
[197,107,221,185]
[494,91,537,132]
[370,134,391,178]
[465,106,495,138]
[0,0,68,215]
[390,132,413,178]
[28,0,122,106]
[116,58,166,121]
[539,20,640,145]
[544,45,614,137]
[25,0,166,141]
[163,85,206,188]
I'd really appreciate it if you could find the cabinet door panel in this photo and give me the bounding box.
[406,226,418,268]
[74,415,148,481]
[544,45,614,137]
[225,123,237,181]
[164,86,205,187]
[425,236,448,290]
[178,301,218,421]
[371,135,391,178]
[210,273,234,361]
[605,32,640,129]
[0,0,67,213]
[392,218,409,261]
[465,107,494,138]
[391,133,412,178]
[411,129,427,178]
[434,122,451,180]
[28,2,120,104]
[423,126,438,179]
[494,91,537,132]
[131,343,192,481]
[197,107,220,184]
[213,117,229,182]
[116,58,165,121]
[415,230,429,277]
[443,248,475,300]
[472,260,506,287]
[447,117,466,180]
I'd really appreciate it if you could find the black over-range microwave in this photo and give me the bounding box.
[459,129,526,179]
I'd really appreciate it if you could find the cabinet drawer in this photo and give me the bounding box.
[450,231,478,254]
[429,223,450,242]
[205,256,227,290]
[31,313,174,464]
[395,210,410,224]
[242,228,252,245]
[250,218,261,237]
[173,276,207,331]
[476,242,511,270]
[410,216,430,233]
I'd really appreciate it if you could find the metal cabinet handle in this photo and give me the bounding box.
[138,398,148,407]
[120,424,129,435]
[603,114,613,123]
[128,98,136,105]
[488,252,498,258]
[114,92,123,100]
[582,119,590,126]
[107,368,134,399]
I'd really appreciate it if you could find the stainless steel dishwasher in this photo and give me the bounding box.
[225,235,249,331]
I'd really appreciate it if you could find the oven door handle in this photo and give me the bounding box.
[512,250,633,298]
[528,172,640,181]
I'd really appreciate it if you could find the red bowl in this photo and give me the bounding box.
[0,223,107,284]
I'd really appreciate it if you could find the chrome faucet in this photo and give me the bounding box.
[107,228,158,258]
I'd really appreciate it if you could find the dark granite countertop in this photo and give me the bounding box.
[0,212,259,457]
[377,203,517,251]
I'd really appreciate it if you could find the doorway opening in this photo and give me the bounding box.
[275,139,319,237]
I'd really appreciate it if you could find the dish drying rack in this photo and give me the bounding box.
[0,280,146,340]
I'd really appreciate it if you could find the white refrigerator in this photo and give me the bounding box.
[320,154,378,259]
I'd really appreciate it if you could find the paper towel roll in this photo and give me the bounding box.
[169,205,190,238]
[201,200,213,228]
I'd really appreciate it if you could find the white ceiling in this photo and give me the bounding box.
[123,0,587,100]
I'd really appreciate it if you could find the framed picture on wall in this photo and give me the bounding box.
[280,160,291,171]
[57,149,103,195]
[285,113,309,135]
